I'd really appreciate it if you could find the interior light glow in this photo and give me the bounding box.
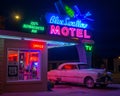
[8,54,18,62]
[34,62,38,66]
[25,52,29,66]
[22,21,45,33]
[30,57,38,61]
[64,65,72,69]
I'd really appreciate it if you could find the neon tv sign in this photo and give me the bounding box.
[46,13,88,29]
[84,44,93,51]
[22,21,45,33]
[50,25,91,39]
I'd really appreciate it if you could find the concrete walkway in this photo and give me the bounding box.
[1,84,120,96]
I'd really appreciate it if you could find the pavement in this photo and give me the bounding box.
[0,84,120,96]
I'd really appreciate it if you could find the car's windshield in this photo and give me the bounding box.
[78,64,88,69]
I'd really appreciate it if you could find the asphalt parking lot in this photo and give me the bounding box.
[1,84,120,96]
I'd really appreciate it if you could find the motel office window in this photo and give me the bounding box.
[7,48,41,81]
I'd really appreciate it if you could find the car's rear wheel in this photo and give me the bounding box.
[84,77,95,88]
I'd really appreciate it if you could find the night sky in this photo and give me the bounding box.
[0,0,120,58]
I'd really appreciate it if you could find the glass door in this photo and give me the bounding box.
[19,49,41,80]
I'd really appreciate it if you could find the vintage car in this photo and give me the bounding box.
[47,62,112,88]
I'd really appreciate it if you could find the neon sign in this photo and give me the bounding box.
[65,5,75,18]
[22,21,45,33]
[50,25,91,39]
[31,42,44,50]
[33,44,44,49]
[46,13,88,29]
[84,44,93,51]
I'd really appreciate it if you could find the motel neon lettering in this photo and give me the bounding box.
[50,25,91,39]
[49,16,88,29]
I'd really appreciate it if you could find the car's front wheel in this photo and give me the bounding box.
[84,77,95,88]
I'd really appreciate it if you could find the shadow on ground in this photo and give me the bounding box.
[54,83,120,91]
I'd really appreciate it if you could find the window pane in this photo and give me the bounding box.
[29,51,40,79]
[8,49,18,65]
[7,49,19,80]
[19,50,40,80]
[19,50,29,80]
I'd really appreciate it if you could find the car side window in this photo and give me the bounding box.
[78,64,88,69]
[62,64,77,70]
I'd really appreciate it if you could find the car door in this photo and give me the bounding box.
[60,64,78,83]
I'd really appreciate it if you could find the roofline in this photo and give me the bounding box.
[0,30,94,44]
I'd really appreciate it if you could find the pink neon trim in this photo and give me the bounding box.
[84,30,91,39]
[50,25,60,35]
[61,27,69,36]
[76,29,83,38]
[69,28,76,37]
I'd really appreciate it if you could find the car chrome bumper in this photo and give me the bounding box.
[96,76,112,84]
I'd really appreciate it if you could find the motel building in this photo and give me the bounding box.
[0,6,94,93]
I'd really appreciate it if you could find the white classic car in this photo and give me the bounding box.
[47,62,112,88]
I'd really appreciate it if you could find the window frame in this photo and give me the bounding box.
[7,48,41,82]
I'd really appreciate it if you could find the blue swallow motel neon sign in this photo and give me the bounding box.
[46,13,91,39]
[46,13,88,29]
